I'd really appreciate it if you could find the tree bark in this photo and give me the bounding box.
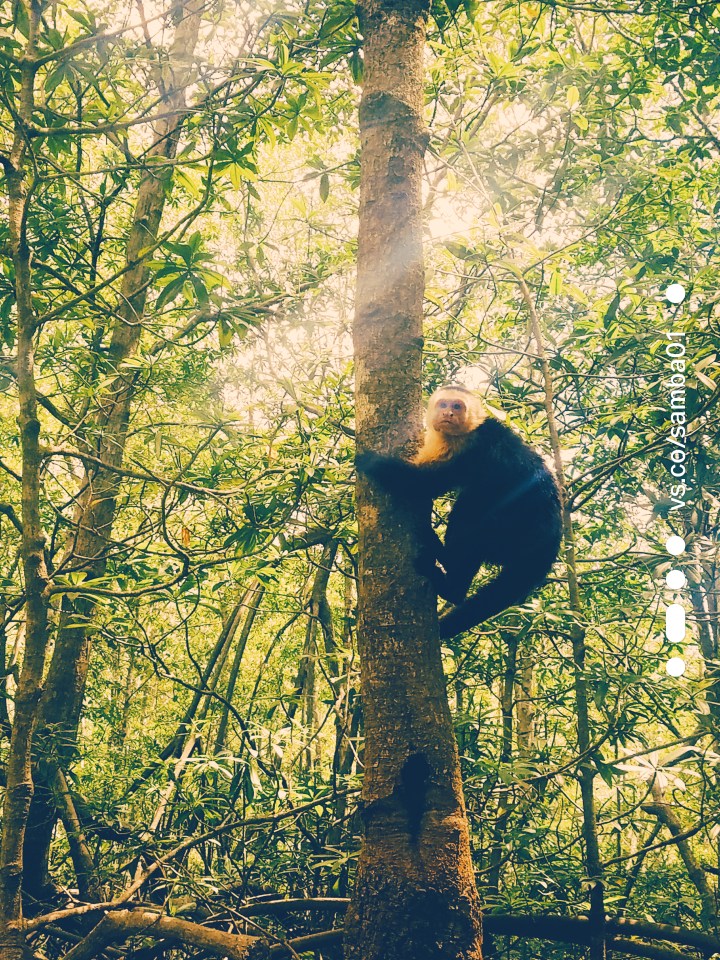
[515,651,535,760]
[344,2,483,957]
[215,583,266,755]
[486,632,518,901]
[22,0,206,899]
[643,781,717,928]
[51,768,102,903]
[0,2,51,952]
[60,909,269,960]
[520,278,606,960]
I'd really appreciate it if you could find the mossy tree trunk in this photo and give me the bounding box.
[345,2,483,957]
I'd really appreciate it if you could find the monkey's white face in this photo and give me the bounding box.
[429,391,474,436]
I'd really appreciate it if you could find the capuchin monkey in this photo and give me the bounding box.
[356,384,562,639]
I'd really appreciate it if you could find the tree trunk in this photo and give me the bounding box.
[516,651,536,760]
[215,583,266,755]
[344,2,483,957]
[520,278,606,959]
[1,2,51,952]
[487,633,518,901]
[22,0,206,899]
[643,781,717,928]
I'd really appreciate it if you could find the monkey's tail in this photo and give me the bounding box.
[438,560,551,639]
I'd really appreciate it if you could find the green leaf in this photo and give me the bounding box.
[66,8,93,27]
[602,291,621,326]
[319,172,330,202]
[218,319,234,350]
[594,757,615,787]
[228,164,244,190]
[486,50,505,76]
[349,50,363,84]
[549,269,563,296]
[444,241,472,260]
[12,0,29,36]
[156,275,186,311]
[175,168,202,200]
[44,62,68,94]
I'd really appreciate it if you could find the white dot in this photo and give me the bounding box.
[666,569,686,589]
[666,535,686,556]
[666,657,686,677]
[666,283,686,304]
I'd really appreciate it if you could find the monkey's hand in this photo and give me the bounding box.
[418,560,467,605]
[355,450,414,492]
[354,451,387,478]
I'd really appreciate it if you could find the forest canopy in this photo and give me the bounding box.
[0,0,718,958]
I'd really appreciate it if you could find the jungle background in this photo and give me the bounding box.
[0,0,719,957]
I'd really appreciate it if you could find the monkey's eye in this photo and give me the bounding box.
[438,400,448,409]
[452,402,463,411]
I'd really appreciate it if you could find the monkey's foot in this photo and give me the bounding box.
[436,581,469,605]
[414,550,441,579]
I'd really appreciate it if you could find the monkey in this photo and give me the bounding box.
[356,384,562,639]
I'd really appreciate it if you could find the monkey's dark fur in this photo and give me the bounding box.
[356,391,562,638]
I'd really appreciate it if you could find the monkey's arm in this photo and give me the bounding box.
[357,451,448,586]
[355,450,454,498]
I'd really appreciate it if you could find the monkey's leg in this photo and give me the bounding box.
[437,521,484,605]
[434,549,481,606]
[438,557,548,639]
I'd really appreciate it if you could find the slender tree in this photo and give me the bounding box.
[1,2,50,952]
[521,277,606,959]
[345,1,483,957]
[22,0,206,897]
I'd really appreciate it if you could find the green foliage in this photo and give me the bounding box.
[1,0,719,955]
